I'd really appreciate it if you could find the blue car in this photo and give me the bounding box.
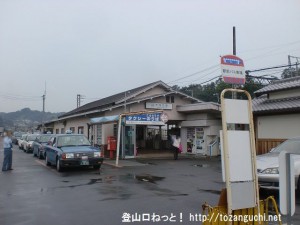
[32,134,53,159]
[44,134,104,172]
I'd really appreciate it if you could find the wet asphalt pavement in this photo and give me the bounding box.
[0,141,300,225]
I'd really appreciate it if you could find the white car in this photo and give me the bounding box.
[256,137,300,191]
[23,134,39,153]
[18,134,28,150]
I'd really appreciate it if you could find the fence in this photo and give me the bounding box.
[256,139,286,155]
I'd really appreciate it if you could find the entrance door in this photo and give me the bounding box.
[123,125,136,158]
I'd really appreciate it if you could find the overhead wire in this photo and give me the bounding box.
[0,92,42,101]
[167,64,219,85]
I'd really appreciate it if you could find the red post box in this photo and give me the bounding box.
[107,136,117,159]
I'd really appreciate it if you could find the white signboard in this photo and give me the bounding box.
[145,102,173,110]
[221,55,245,84]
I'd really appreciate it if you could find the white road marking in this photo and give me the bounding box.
[35,159,59,174]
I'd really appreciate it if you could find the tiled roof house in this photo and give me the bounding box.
[252,76,300,154]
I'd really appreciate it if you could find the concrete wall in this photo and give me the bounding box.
[53,117,90,136]
[257,114,300,139]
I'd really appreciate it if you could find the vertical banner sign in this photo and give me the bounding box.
[221,55,245,84]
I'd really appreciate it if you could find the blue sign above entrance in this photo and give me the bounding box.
[125,112,167,125]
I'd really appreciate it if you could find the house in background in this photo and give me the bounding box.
[253,76,300,154]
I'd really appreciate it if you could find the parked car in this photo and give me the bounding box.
[12,132,22,145]
[257,137,300,191]
[18,134,28,150]
[23,134,40,153]
[32,134,53,159]
[44,134,104,172]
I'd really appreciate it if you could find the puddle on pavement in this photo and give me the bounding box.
[135,174,165,184]
[87,178,102,185]
[198,189,221,195]
[140,162,157,165]
[193,164,209,168]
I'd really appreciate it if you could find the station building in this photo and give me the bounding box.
[43,81,221,158]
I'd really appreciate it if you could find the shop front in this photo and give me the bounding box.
[90,111,170,159]
[121,111,169,158]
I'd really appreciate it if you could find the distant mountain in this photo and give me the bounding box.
[0,108,64,131]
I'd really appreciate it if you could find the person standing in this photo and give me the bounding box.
[169,134,181,160]
[2,131,13,171]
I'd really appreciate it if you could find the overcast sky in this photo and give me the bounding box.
[0,0,300,113]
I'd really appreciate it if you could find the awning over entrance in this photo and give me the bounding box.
[90,115,119,124]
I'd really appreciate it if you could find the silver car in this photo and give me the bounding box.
[257,137,300,191]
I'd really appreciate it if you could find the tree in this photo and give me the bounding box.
[281,67,300,79]
[176,78,264,103]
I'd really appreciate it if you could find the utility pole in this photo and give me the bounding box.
[288,55,300,77]
[42,94,45,133]
[233,26,236,56]
[77,94,85,108]
[232,26,237,99]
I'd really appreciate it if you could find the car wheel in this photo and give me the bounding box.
[38,150,43,159]
[33,147,37,157]
[56,159,63,172]
[46,155,51,166]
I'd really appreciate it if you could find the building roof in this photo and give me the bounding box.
[254,76,300,96]
[252,94,300,114]
[59,80,200,119]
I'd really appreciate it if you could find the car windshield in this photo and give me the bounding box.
[28,135,39,141]
[39,135,51,142]
[57,135,91,147]
[271,139,300,153]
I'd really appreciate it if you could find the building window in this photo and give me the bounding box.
[171,96,175,103]
[78,126,84,134]
[70,127,75,134]
[56,129,59,134]
[166,96,170,103]
[97,124,102,145]
[61,128,65,134]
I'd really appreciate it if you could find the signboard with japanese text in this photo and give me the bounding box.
[221,55,245,84]
[145,102,173,110]
[125,112,168,125]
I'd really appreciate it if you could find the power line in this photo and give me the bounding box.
[167,64,219,85]
[0,93,41,101]
[240,40,300,54]
[247,63,298,73]
[172,68,220,86]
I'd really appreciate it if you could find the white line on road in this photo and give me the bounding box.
[35,159,59,174]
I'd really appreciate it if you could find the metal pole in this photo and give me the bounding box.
[286,154,292,225]
[42,94,45,133]
[124,91,127,113]
[232,26,237,100]
[116,115,122,167]
[233,26,236,56]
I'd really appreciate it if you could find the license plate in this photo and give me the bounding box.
[80,160,89,165]
[81,156,88,160]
